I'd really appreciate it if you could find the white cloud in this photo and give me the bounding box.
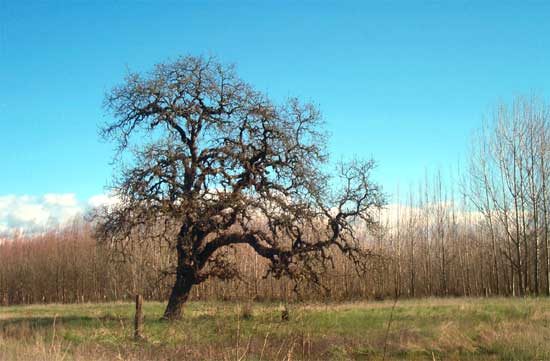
[377,202,485,226]
[0,193,125,236]
[0,194,84,236]
[43,193,78,207]
[8,203,49,225]
[87,193,120,208]
[1,192,487,238]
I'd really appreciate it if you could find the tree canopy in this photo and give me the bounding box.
[95,55,384,320]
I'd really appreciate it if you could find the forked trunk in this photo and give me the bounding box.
[162,272,194,321]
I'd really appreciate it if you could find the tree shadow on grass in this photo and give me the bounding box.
[0,314,126,333]
[0,313,185,332]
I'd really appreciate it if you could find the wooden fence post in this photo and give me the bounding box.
[134,294,143,340]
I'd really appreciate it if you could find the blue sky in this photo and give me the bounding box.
[1,1,549,231]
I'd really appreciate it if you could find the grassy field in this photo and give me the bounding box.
[1,298,549,360]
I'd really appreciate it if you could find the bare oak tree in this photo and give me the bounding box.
[94,55,384,320]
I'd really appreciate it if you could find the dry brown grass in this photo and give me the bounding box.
[1,298,550,360]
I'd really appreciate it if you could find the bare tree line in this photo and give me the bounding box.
[464,96,550,296]
[0,95,548,305]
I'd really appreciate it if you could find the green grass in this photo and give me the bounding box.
[1,298,550,360]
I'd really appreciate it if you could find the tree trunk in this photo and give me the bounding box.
[162,271,195,321]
